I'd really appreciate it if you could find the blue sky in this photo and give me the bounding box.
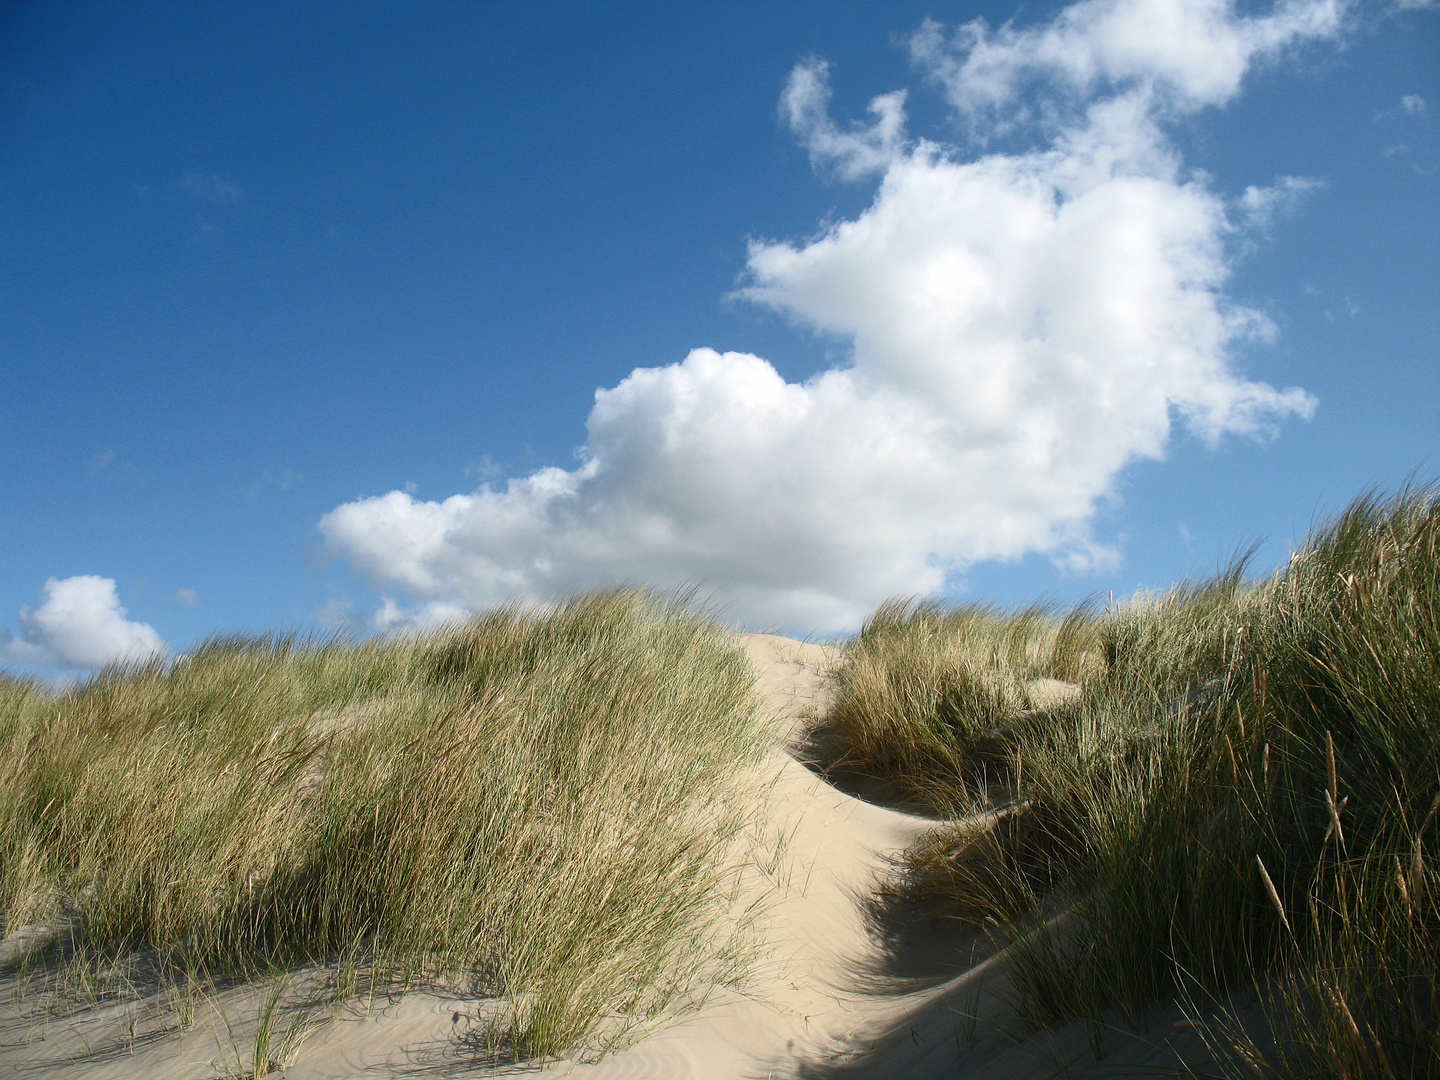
[2,0,1436,671]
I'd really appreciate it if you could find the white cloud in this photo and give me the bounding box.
[169,587,200,607]
[782,57,910,180]
[372,598,472,635]
[2,576,168,672]
[320,0,1334,635]
[909,0,1349,120]
[1401,93,1427,116]
[1238,174,1325,232]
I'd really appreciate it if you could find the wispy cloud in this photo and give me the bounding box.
[321,0,1341,634]
[464,456,506,481]
[2,576,168,672]
[248,467,304,501]
[1239,175,1325,233]
[179,170,245,206]
[781,57,909,180]
[908,0,1349,119]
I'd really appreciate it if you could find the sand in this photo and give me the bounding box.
[0,634,1225,1079]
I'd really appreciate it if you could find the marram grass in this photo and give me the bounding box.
[0,591,771,1062]
[831,485,1440,1078]
[827,598,1100,811]
[4,491,1435,1075]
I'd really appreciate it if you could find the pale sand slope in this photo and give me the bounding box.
[0,634,1224,1079]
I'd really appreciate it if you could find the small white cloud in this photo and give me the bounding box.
[373,598,470,635]
[782,57,910,180]
[1402,94,1427,117]
[2,576,168,672]
[1239,175,1325,232]
[169,587,200,607]
[88,450,117,476]
[1049,529,1124,574]
[179,171,245,205]
[909,0,1349,120]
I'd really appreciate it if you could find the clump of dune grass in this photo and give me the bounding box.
[827,599,1100,810]
[0,591,771,1063]
[835,485,1440,1077]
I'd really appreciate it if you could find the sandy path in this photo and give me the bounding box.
[537,635,1222,1080]
[545,634,946,1079]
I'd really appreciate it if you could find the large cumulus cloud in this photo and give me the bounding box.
[321,0,1341,634]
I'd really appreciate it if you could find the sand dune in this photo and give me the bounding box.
[0,634,1221,1078]
[544,636,1221,1079]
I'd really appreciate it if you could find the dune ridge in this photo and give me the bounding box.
[0,632,1314,1078]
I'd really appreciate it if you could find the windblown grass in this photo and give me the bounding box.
[831,485,1440,1077]
[828,599,1099,810]
[0,591,771,1063]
